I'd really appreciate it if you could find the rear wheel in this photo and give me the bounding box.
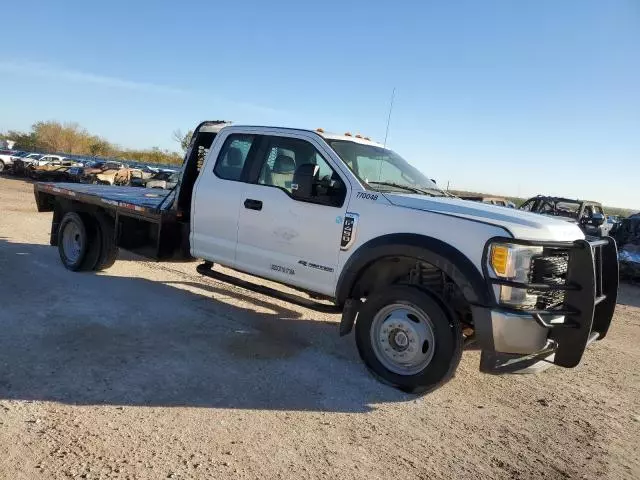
[0,161,5,173]
[355,285,462,394]
[94,212,118,270]
[57,212,101,271]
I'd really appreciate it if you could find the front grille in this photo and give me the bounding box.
[529,251,569,309]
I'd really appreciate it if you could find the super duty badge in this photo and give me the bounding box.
[340,213,359,251]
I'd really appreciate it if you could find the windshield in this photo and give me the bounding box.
[328,140,443,195]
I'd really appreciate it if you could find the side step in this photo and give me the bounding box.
[196,263,341,314]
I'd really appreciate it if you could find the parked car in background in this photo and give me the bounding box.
[68,160,125,182]
[519,195,611,237]
[0,149,22,173]
[27,154,68,168]
[131,169,178,189]
[29,158,83,181]
[129,165,164,187]
[10,153,44,176]
[89,167,139,185]
[613,213,640,278]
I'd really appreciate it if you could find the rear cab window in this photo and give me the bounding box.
[213,134,255,181]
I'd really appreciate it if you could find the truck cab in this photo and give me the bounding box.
[34,121,619,394]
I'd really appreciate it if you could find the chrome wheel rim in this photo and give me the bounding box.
[62,222,83,263]
[370,302,436,375]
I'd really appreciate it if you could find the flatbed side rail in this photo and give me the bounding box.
[34,182,168,219]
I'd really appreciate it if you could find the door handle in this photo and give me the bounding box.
[244,198,263,211]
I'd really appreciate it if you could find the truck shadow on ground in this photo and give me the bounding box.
[0,238,409,412]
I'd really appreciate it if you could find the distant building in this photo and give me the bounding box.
[0,139,16,149]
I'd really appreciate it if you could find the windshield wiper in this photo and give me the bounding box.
[368,181,444,197]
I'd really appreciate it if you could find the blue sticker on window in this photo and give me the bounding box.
[335,216,343,224]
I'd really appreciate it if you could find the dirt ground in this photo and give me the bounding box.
[0,175,638,480]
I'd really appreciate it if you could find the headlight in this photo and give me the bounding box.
[488,243,543,308]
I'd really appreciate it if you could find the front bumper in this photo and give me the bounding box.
[474,236,619,373]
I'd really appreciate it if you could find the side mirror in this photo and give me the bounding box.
[591,213,605,226]
[291,164,319,200]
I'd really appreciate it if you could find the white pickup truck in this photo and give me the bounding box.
[33,121,619,394]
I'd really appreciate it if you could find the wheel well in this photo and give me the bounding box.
[336,234,492,307]
[50,200,114,247]
[350,256,473,328]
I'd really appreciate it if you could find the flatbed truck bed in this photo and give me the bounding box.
[35,182,174,217]
[34,182,186,260]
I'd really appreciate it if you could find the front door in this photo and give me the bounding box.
[235,134,350,296]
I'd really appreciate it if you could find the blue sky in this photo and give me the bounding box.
[1,0,638,209]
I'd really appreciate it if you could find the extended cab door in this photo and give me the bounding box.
[235,132,350,296]
[190,131,259,267]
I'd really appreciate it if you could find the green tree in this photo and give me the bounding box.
[1,119,184,165]
[88,137,113,156]
[172,129,194,152]
[1,130,40,151]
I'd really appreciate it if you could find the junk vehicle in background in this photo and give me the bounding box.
[0,149,22,173]
[67,160,126,183]
[32,121,618,394]
[28,158,84,181]
[10,153,44,176]
[141,170,179,190]
[27,154,68,168]
[80,166,140,186]
[519,196,612,237]
[612,214,640,278]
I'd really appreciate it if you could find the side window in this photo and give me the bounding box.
[255,136,345,204]
[314,152,334,180]
[213,134,255,181]
[582,205,594,219]
[257,137,326,194]
[594,206,603,215]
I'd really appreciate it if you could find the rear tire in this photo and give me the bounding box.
[57,212,101,271]
[0,161,5,173]
[94,212,118,270]
[355,285,462,394]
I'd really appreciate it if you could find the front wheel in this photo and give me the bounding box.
[0,161,5,173]
[355,285,462,394]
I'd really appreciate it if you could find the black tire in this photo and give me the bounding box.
[355,285,463,394]
[57,212,101,271]
[94,212,118,270]
[0,160,5,173]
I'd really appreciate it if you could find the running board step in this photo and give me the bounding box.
[196,263,341,314]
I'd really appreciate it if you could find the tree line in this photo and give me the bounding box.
[0,121,193,166]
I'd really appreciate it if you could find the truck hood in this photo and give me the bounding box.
[385,193,584,242]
